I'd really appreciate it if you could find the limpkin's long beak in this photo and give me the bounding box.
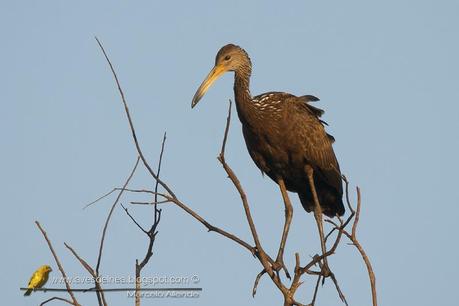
[191,64,227,108]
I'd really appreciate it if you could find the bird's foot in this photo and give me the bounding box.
[320,262,332,278]
[272,258,291,280]
[312,255,332,283]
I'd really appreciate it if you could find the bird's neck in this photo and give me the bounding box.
[234,72,251,102]
[234,68,255,124]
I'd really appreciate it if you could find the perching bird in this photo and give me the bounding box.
[192,44,344,269]
[24,265,52,296]
[192,44,344,217]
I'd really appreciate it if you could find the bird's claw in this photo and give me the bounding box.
[272,259,291,280]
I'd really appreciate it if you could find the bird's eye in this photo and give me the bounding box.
[224,55,231,61]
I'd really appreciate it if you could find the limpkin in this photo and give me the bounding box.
[191,44,344,272]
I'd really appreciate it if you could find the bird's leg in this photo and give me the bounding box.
[274,177,293,279]
[305,165,330,277]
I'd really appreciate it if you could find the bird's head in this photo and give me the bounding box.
[39,265,52,274]
[192,44,251,108]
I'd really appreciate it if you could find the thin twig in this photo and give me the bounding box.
[95,37,176,200]
[39,296,75,306]
[220,100,232,155]
[84,188,118,209]
[64,242,106,306]
[132,133,166,306]
[93,158,140,304]
[130,200,171,205]
[93,156,140,306]
[218,100,262,252]
[35,222,79,306]
[87,188,170,209]
[121,203,149,234]
[310,275,321,306]
[342,187,377,306]
[95,156,140,274]
[64,243,96,276]
[170,197,255,252]
[329,272,348,306]
[154,132,167,206]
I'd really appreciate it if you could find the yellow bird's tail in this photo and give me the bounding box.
[24,289,32,296]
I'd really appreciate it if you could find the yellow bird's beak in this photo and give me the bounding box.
[191,64,227,108]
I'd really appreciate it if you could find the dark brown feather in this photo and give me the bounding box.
[240,92,344,217]
[208,44,344,217]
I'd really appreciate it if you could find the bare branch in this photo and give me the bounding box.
[39,296,75,306]
[154,132,167,205]
[130,200,171,205]
[90,155,140,306]
[310,275,321,306]
[218,100,263,253]
[128,133,166,306]
[120,203,149,234]
[96,156,140,274]
[95,37,176,200]
[329,273,348,306]
[64,242,107,306]
[342,187,377,306]
[91,157,140,305]
[220,100,232,155]
[64,243,96,276]
[84,188,118,209]
[35,221,79,306]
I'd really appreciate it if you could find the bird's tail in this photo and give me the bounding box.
[24,289,32,296]
[298,190,345,217]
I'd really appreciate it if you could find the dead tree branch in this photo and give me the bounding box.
[93,156,140,306]
[95,37,176,200]
[35,221,80,306]
[39,296,75,306]
[122,134,166,306]
[341,187,377,306]
[63,242,106,306]
[96,157,141,274]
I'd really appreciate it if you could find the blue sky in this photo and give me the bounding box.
[2,1,459,305]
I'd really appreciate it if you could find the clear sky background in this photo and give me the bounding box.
[2,1,459,305]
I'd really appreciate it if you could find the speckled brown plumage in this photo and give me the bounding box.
[192,44,344,217]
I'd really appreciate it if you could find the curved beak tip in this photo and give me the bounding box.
[191,99,198,109]
[191,95,201,108]
[191,65,226,110]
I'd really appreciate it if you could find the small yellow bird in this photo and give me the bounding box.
[24,265,52,296]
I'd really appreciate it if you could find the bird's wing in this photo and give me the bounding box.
[40,273,50,288]
[297,95,335,128]
[27,270,41,288]
[298,95,324,116]
[286,98,342,191]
